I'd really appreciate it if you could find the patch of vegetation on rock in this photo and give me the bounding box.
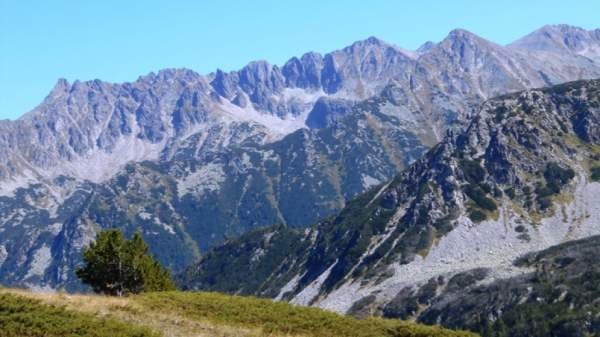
[543,163,575,193]
[464,184,497,212]
[468,209,487,223]
[591,166,600,181]
[459,159,486,184]
[534,163,575,211]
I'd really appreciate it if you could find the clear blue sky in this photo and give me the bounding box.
[1,0,599,120]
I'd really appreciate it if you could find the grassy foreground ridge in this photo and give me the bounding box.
[0,289,477,337]
[0,292,156,337]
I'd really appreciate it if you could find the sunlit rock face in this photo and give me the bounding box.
[1,25,600,290]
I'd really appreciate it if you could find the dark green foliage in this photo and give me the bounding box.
[504,187,515,199]
[459,160,486,184]
[0,292,157,337]
[534,181,554,210]
[532,163,575,210]
[416,278,439,305]
[347,295,377,318]
[494,106,508,123]
[591,166,600,181]
[458,161,497,223]
[433,213,455,235]
[383,294,419,320]
[446,268,488,293]
[464,184,497,211]
[479,183,492,194]
[76,230,175,296]
[537,196,553,210]
[468,209,487,222]
[543,163,575,194]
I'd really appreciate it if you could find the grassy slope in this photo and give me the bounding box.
[0,289,477,337]
[0,292,156,337]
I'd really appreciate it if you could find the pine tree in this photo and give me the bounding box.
[76,229,175,296]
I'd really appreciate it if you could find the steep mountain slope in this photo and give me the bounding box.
[410,235,600,336]
[180,79,600,322]
[0,88,432,290]
[2,25,600,290]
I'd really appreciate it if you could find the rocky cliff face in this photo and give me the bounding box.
[179,79,600,327]
[1,25,600,290]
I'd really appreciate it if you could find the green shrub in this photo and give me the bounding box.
[591,166,600,181]
[464,184,497,211]
[537,197,553,210]
[468,209,487,223]
[77,230,175,296]
[460,160,486,184]
[543,163,575,194]
[530,163,575,211]
[534,183,554,210]
[534,183,553,199]
[383,295,419,320]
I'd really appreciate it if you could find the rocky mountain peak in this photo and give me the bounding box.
[51,78,70,93]
[440,28,499,51]
[137,68,204,87]
[349,36,388,49]
[40,78,72,106]
[416,41,436,54]
[281,52,324,89]
[238,60,285,92]
[342,35,414,59]
[509,24,600,60]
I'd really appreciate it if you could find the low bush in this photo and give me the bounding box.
[591,166,600,181]
[532,163,575,210]
[464,184,497,211]
[460,160,486,184]
[468,209,487,223]
[543,163,575,194]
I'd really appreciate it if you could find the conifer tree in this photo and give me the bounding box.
[76,229,175,296]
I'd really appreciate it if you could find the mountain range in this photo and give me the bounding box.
[180,78,600,336]
[1,24,600,292]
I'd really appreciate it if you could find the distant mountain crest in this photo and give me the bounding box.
[509,24,600,61]
[1,25,600,292]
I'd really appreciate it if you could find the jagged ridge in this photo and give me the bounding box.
[2,25,600,291]
[180,79,600,324]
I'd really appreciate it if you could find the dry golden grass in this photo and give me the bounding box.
[0,288,299,337]
[1,288,477,337]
